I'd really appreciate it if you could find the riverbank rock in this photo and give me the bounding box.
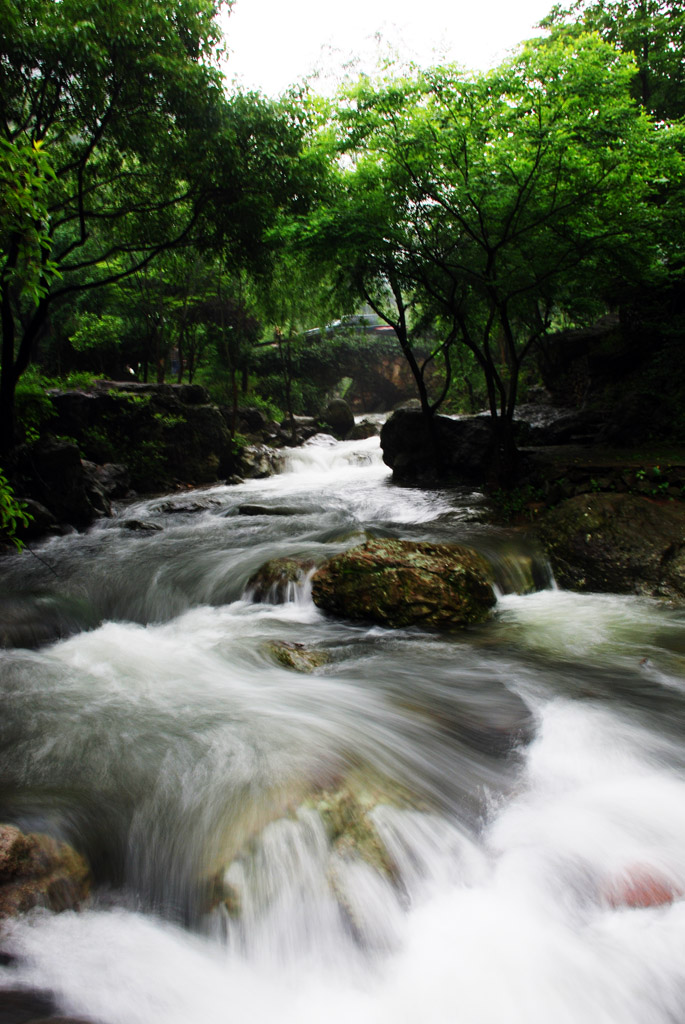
[6,440,110,529]
[311,538,496,629]
[47,383,235,491]
[380,409,494,484]
[537,493,685,599]
[0,824,90,919]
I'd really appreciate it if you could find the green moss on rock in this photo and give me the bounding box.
[537,492,685,599]
[311,538,496,630]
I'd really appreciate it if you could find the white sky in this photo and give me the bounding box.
[221,0,555,96]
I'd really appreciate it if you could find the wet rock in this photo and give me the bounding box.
[154,499,218,516]
[80,462,112,518]
[537,493,685,600]
[236,406,267,433]
[246,557,316,603]
[314,783,399,881]
[237,445,280,479]
[348,419,380,440]
[0,824,90,919]
[122,519,163,532]
[266,641,330,673]
[237,504,307,517]
[49,384,235,493]
[311,538,496,630]
[319,399,355,440]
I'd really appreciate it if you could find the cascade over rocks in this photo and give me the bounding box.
[246,556,316,603]
[311,538,496,629]
[538,493,685,599]
[380,409,494,484]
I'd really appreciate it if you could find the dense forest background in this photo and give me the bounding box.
[1,0,685,521]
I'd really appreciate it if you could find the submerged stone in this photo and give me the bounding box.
[311,538,496,630]
[266,640,330,673]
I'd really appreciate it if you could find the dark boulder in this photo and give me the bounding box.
[7,440,107,529]
[380,410,494,484]
[89,462,130,499]
[319,399,355,440]
[537,493,685,599]
[311,538,496,629]
[160,403,232,485]
[237,504,308,517]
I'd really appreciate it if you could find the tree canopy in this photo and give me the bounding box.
[302,32,680,476]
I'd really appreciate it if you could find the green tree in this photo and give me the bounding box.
[325,35,670,480]
[541,0,685,119]
[0,0,228,452]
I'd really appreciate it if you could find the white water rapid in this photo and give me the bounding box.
[2,433,685,1024]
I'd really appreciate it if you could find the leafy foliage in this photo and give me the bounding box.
[541,0,685,118]
[0,468,31,548]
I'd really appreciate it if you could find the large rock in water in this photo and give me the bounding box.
[311,538,496,629]
[320,398,355,440]
[0,824,90,918]
[537,493,685,599]
[380,409,494,484]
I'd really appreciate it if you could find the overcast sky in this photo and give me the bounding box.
[221,0,555,96]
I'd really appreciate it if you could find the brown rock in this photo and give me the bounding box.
[0,825,90,919]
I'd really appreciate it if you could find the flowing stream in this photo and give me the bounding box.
[2,433,685,1023]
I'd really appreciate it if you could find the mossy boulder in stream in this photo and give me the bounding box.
[311,538,496,629]
[538,493,685,599]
